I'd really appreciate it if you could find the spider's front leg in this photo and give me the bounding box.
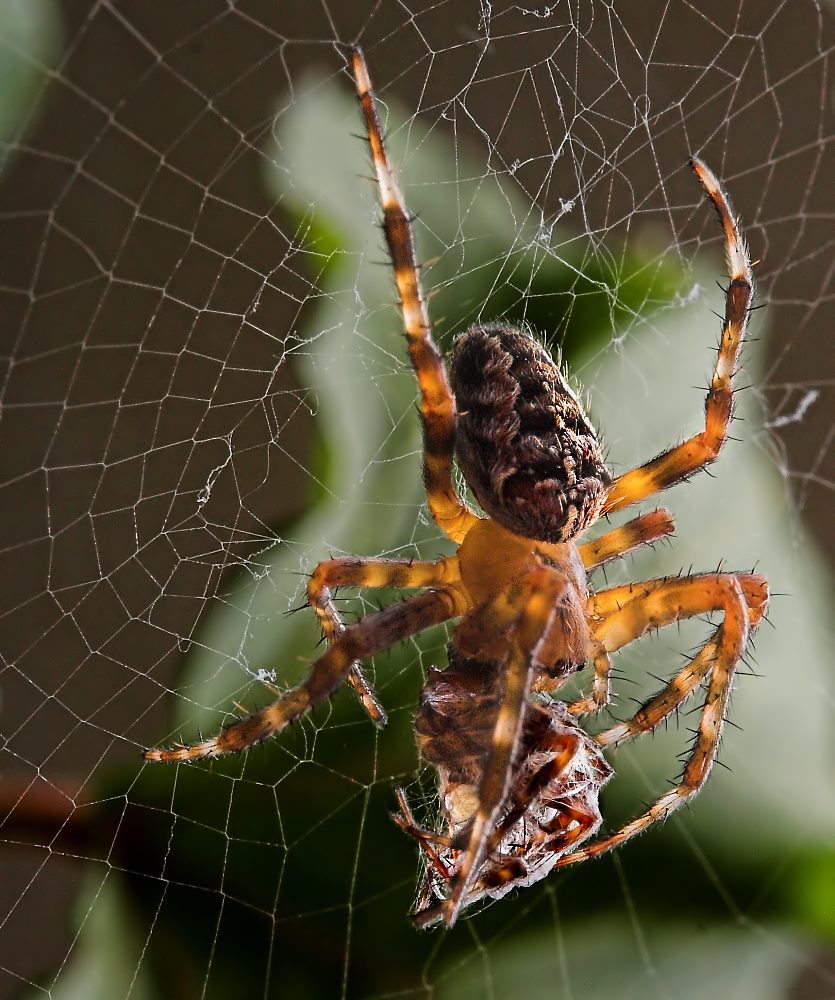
[307,555,460,727]
[604,159,754,515]
[143,586,465,764]
[553,571,769,868]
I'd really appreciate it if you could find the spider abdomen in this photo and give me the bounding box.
[450,325,611,542]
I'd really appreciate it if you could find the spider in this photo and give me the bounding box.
[145,47,769,929]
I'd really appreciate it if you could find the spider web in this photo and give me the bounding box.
[1,1,833,997]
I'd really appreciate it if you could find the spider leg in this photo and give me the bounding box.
[592,572,768,747]
[576,508,675,571]
[392,788,453,879]
[589,571,768,628]
[552,571,768,867]
[603,160,753,515]
[565,647,613,715]
[144,586,464,763]
[352,47,478,544]
[443,567,568,926]
[535,801,600,854]
[308,555,460,727]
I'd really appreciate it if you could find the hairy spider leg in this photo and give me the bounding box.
[577,508,675,571]
[143,587,464,763]
[308,556,460,727]
[565,647,613,716]
[603,158,754,515]
[542,510,678,716]
[591,572,769,746]
[590,571,768,633]
[444,567,568,926]
[352,47,478,544]
[551,571,768,867]
[566,564,764,720]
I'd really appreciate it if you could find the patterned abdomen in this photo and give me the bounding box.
[450,325,611,542]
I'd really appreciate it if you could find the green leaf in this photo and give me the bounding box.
[0,0,61,164]
[28,874,156,1000]
[436,916,818,999]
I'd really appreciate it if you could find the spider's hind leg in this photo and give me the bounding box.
[591,572,768,748]
[603,159,754,515]
[352,47,478,544]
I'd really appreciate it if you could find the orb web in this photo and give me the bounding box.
[1,2,833,997]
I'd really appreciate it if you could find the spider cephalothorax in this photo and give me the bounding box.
[145,47,770,930]
[451,324,611,542]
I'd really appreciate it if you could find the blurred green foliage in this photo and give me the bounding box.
[0,0,60,168]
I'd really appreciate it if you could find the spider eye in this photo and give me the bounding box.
[450,324,611,543]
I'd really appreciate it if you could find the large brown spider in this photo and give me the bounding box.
[145,48,769,929]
